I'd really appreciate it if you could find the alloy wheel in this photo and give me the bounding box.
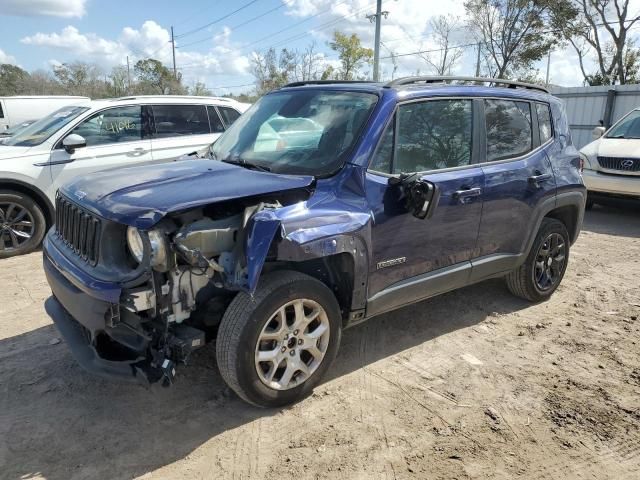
[0,202,35,251]
[534,232,566,291]
[255,298,331,391]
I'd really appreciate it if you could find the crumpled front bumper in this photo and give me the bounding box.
[43,234,153,385]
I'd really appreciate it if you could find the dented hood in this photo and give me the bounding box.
[60,159,314,229]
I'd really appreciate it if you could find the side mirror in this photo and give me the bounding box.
[389,173,440,220]
[62,134,86,154]
[592,126,606,140]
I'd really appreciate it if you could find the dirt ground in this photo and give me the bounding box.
[0,200,639,480]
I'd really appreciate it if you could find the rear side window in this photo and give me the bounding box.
[536,103,553,143]
[218,106,241,126]
[153,104,210,137]
[485,99,532,161]
[207,106,225,133]
[70,106,144,146]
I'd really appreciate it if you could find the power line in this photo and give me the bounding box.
[177,0,296,50]
[233,0,356,52]
[175,0,262,39]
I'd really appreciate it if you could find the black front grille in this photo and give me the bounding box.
[597,156,640,172]
[55,194,101,265]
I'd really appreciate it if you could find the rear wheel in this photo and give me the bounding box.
[216,271,342,407]
[506,218,570,302]
[0,191,46,258]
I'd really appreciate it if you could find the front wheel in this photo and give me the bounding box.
[0,190,46,259]
[216,271,342,407]
[506,218,570,302]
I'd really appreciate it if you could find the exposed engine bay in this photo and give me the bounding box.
[114,195,300,385]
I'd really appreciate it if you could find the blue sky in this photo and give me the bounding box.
[1,0,634,94]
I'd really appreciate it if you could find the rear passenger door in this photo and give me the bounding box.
[472,98,556,281]
[149,104,225,162]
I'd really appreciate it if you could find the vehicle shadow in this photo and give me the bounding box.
[1,279,529,479]
[582,197,640,238]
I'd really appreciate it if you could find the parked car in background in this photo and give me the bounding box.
[42,77,585,407]
[581,107,640,208]
[0,95,248,258]
[0,119,37,143]
[0,96,90,132]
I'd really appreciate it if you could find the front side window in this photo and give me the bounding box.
[218,106,241,126]
[0,102,4,119]
[485,99,532,161]
[153,104,210,137]
[369,118,394,173]
[69,106,144,147]
[606,109,640,139]
[210,90,377,176]
[385,100,473,173]
[536,103,553,143]
[4,105,90,147]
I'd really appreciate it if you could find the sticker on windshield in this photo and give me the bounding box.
[53,111,73,118]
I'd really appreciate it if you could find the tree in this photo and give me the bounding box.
[551,0,640,85]
[327,31,373,80]
[465,0,556,78]
[0,64,30,95]
[420,15,464,75]
[109,65,129,97]
[190,82,211,96]
[134,58,185,95]
[251,48,296,95]
[53,61,109,98]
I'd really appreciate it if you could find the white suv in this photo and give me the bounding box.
[581,107,640,209]
[0,95,249,258]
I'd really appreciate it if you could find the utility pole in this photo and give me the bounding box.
[545,49,552,86]
[367,0,388,82]
[126,55,131,93]
[171,26,177,80]
[475,42,481,77]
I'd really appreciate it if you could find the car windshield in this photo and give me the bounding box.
[3,106,90,147]
[606,109,640,139]
[209,90,378,175]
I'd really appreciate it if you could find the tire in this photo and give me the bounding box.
[505,218,570,302]
[585,197,595,210]
[216,270,342,407]
[0,190,46,259]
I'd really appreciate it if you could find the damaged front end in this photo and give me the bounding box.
[44,187,312,386]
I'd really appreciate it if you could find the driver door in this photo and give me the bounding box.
[365,99,484,315]
[46,105,153,199]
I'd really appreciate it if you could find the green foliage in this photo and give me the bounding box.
[0,64,30,95]
[465,0,557,79]
[327,31,373,80]
[133,58,186,95]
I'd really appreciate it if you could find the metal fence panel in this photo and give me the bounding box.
[550,85,640,149]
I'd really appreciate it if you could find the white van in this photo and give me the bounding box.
[0,96,90,132]
[0,95,249,257]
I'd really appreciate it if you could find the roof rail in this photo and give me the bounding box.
[283,80,375,88]
[385,76,549,94]
[111,95,237,102]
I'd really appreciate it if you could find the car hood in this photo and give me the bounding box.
[0,145,35,159]
[60,159,315,229]
[582,137,640,159]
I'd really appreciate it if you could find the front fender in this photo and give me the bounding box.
[243,204,372,311]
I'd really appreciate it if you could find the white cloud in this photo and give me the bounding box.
[0,0,86,18]
[0,48,17,64]
[20,21,253,90]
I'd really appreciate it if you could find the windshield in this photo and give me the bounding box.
[209,90,378,175]
[606,109,640,139]
[4,106,90,147]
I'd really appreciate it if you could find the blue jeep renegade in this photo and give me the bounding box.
[43,77,586,407]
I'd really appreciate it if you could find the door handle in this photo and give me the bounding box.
[454,187,481,203]
[33,159,75,166]
[528,172,552,187]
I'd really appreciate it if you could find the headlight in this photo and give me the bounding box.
[580,153,593,171]
[126,227,167,269]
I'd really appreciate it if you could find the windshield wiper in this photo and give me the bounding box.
[221,158,271,172]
